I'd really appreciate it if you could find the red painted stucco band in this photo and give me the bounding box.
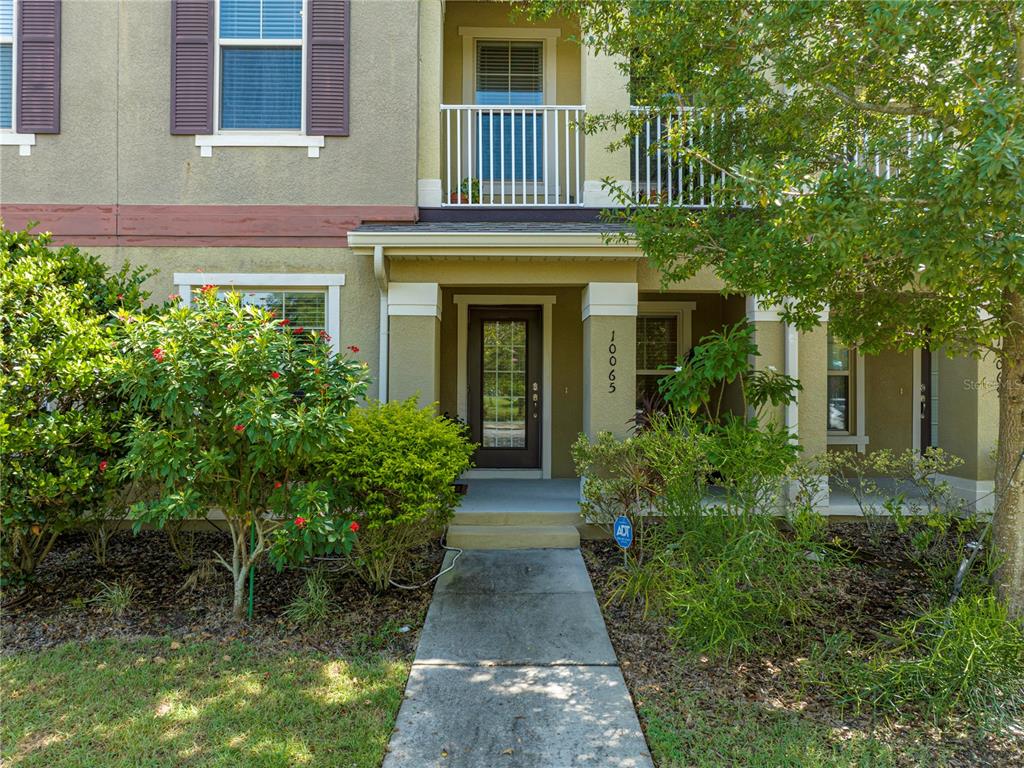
[0,204,418,247]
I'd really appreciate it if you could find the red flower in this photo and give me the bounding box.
[152,347,165,362]
[349,521,360,533]
[294,516,307,529]
[292,327,304,335]
[117,293,124,301]
[168,293,181,302]
[98,460,108,472]
[270,371,281,380]
[346,344,360,353]
[279,318,290,326]
[233,424,245,433]
[200,284,216,293]
[273,481,282,489]
[319,331,332,342]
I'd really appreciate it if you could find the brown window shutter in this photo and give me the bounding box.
[170,0,213,135]
[306,0,349,136]
[16,0,61,134]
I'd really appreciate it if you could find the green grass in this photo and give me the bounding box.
[642,691,934,768]
[1,639,408,768]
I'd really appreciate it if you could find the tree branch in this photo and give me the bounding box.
[823,84,933,117]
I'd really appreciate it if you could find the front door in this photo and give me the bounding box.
[468,306,542,469]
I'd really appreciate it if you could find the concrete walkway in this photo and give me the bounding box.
[382,549,654,768]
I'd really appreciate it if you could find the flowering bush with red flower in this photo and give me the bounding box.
[117,287,369,619]
[1,226,151,582]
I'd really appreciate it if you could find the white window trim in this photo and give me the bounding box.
[173,272,344,353]
[197,0,317,157]
[459,26,560,105]
[827,350,869,452]
[0,0,33,155]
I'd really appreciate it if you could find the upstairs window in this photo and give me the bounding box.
[0,0,12,129]
[219,0,303,130]
[475,41,543,106]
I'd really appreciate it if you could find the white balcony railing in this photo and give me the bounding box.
[630,106,735,208]
[631,106,925,207]
[441,105,585,207]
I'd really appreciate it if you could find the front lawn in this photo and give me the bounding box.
[1,530,443,767]
[1,639,405,768]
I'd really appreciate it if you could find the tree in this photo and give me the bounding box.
[117,287,370,619]
[0,226,149,584]
[530,1,1024,611]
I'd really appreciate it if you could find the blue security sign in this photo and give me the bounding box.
[613,516,633,549]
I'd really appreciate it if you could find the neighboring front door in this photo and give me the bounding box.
[468,306,542,469]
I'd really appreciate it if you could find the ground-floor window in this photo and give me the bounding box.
[173,272,345,354]
[827,332,854,432]
[636,302,694,410]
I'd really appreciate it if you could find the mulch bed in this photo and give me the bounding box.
[582,519,1023,768]
[1,528,443,658]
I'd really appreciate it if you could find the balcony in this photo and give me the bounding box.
[440,105,586,207]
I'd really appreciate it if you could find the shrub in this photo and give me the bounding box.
[118,287,370,619]
[573,411,711,560]
[283,567,336,629]
[831,596,1024,728]
[0,226,150,585]
[660,499,829,658]
[324,399,474,592]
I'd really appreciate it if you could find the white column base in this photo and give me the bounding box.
[418,178,443,207]
[931,473,996,513]
[582,179,629,208]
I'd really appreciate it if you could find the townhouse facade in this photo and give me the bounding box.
[0,0,998,510]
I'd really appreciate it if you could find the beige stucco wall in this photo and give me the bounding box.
[88,246,384,401]
[583,314,636,439]
[389,315,441,407]
[937,353,998,481]
[3,0,418,207]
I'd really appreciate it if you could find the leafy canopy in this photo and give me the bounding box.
[531,0,1023,354]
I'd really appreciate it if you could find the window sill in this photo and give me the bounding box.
[827,433,870,449]
[195,133,325,158]
[1,132,36,156]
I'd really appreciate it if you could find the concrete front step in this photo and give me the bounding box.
[452,509,582,526]
[446,523,580,549]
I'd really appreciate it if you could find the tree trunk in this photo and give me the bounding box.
[231,566,248,621]
[994,289,1024,617]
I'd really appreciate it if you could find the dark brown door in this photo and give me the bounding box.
[468,306,542,469]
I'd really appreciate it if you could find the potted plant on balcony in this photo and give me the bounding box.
[451,177,481,204]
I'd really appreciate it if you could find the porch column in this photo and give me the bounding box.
[417,0,443,207]
[745,297,787,426]
[580,46,631,207]
[747,297,830,507]
[387,283,441,408]
[582,282,638,438]
[935,352,998,510]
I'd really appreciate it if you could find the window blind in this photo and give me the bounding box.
[221,47,301,129]
[475,41,542,106]
[0,42,11,129]
[220,0,301,40]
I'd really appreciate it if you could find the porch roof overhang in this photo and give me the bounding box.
[347,222,642,260]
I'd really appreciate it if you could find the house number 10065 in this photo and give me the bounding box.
[608,331,617,393]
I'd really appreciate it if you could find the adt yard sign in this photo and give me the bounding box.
[613,516,633,549]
